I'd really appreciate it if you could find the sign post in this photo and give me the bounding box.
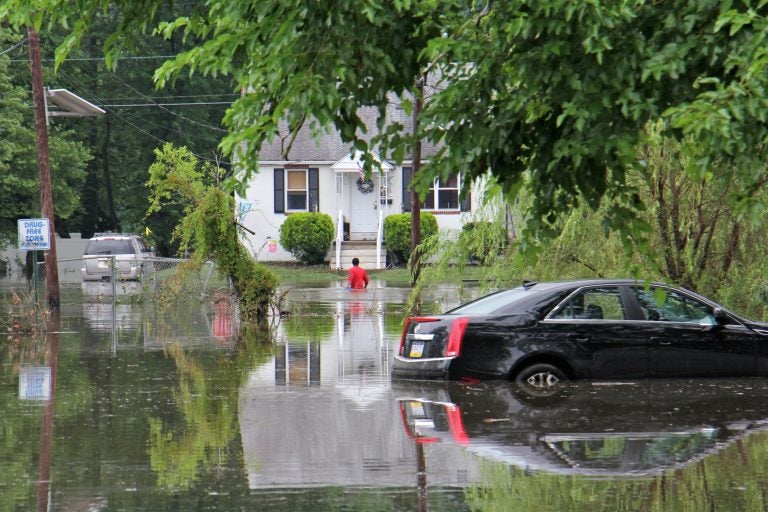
[18,218,51,303]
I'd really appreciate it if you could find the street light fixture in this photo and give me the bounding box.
[45,88,105,123]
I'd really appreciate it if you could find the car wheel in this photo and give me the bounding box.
[515,363,568,389]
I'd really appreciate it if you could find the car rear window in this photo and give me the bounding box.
[85,239,133,255]
[448,288,532,315]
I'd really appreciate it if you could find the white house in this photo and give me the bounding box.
[236,105,478,269]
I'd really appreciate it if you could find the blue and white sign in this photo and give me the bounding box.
[19,366,51,400]
[18,218,51,251]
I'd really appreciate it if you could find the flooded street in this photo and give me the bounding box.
[3,280,768,510]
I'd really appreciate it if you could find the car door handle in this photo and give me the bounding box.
[568,334,590,342]
[650,337,672,345]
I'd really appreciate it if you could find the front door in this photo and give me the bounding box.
[348,174,378,240]
[628,286,757,377]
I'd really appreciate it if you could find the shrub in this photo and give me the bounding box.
[280,212,335,264]
[384,212,438,264]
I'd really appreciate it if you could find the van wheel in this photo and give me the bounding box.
[515,363,568,389]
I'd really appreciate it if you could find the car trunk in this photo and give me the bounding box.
[399,315,468,359]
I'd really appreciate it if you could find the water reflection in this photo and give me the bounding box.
[6,284,768,510]
[394,379,768,476]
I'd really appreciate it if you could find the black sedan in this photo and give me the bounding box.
[392,279,768,384]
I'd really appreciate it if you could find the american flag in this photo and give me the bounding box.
[357,160,366,181]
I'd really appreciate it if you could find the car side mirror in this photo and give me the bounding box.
[708,307,728,330]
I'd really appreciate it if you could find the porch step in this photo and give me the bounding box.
[328,241,386,270]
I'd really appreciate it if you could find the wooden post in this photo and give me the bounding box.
[409,75,425,286]
[28,27,60,308]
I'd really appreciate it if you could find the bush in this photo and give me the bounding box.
[384,212,438,264]
[280,212,335,264]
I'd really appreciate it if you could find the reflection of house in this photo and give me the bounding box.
[240,296,480,487]
[239,386,479,488]
[236,104,477,268]
[249,297,392,388]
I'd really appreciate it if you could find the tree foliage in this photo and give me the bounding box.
[146,144,277,321]
[5,1,768,251]
[415,125,768,319]
[0,27,91,247]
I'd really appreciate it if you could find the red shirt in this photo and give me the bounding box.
[348,265,369,289]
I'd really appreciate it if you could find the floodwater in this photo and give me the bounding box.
[3,280,768,511]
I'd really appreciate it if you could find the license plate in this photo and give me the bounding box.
[409,341,424,358]
[409,401,426,417]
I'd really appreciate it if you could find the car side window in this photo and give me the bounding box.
[632,287,716,324]
[550,287,627,320]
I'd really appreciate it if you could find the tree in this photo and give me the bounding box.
[5,1,768,251]
[32,9,234,250]
[0,27,91,248]
[146,143,277,321]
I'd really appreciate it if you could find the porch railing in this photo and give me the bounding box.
[335,209,343,270]
[376,209,383,269]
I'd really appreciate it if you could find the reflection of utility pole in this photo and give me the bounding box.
[416,441,428,512]
[27,27,60,308]
[36,313,60,512]
[409,74,425,287]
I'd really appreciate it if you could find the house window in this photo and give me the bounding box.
[286,170,307,211]
[421,174,460,210]
[402,168,471,212]
[274,168,319,213]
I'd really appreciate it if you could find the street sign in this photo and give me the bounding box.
[18,218,51,251]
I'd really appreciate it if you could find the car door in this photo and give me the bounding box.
[540,286,650,379]
[629,286,757,377]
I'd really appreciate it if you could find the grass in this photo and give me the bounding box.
[262,262,484,287]
[263,262,411,286]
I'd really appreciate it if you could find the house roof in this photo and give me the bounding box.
[259,94,440,162]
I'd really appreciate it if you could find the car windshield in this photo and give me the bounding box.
[448,288,532,315]
[85,239,133,255]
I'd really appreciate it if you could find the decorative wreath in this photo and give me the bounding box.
[356,177,375,194]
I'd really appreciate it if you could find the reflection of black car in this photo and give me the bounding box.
[392,279,768,383]
[395,380,768,476]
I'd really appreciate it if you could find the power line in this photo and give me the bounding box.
[0,37,27,56]
[104,101,234,107]
[95,93,240,101]
[108,71,229,132]
[9,54,179,63]
[55,70,232,166]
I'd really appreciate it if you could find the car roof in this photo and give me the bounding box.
[519,278,665,291]
[89,233,140,240]
[446,278,706,317]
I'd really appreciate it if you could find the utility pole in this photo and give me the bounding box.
[28,27,60,308]
[409,74,425,287]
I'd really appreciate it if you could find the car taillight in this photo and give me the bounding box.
[444,317,469,357]
[399,317,439,356]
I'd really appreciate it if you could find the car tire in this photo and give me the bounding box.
[515,363,568,389]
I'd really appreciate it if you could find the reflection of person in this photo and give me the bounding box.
[348,257,369,289]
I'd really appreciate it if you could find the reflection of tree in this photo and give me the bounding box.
[147,327,274,490]
[465,429,768,511]
[281,309,335,341]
